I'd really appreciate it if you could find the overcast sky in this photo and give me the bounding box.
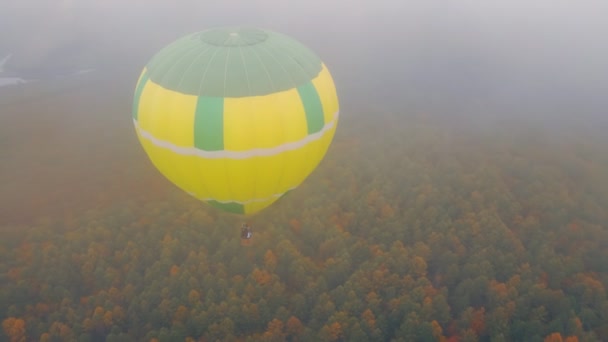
[1,0,607,123]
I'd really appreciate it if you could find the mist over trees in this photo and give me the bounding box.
[2,1,608,341]
[1,85,607,340]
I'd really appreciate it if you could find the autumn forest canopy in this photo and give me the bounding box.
[1,68,608,342]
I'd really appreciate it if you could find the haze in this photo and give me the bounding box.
[1,0,607,125]
[1,1,608,341]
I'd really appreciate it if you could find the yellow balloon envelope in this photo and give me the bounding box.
[132,27,339,215]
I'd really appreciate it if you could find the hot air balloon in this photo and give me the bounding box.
[131,27,339,223]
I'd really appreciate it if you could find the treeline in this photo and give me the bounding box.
[1,112,607,341]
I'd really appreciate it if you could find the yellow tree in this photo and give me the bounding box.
[286,316,304,338]
[361,309,376,330]
[262,319,286,341]
[544,332,563,342]
[2,318,26,342]
[264,250,278,272]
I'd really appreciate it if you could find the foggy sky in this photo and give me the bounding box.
[1,0,607,124]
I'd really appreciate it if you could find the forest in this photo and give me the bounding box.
[1,69,607,342]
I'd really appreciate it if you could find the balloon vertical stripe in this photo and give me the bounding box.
[194,97,224,151]
[297,81,325,134]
